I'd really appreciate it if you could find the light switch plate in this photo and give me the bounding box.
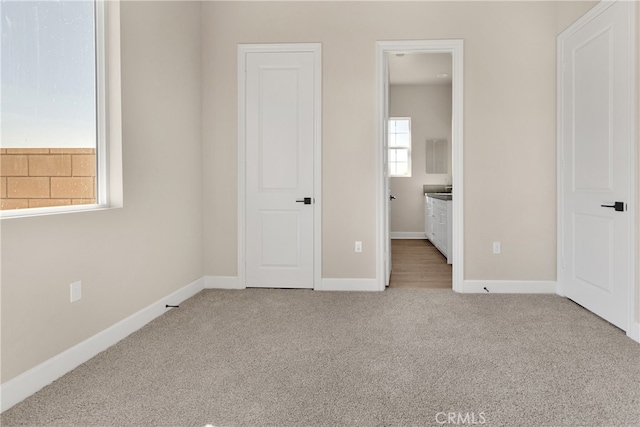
[70,281,82,302]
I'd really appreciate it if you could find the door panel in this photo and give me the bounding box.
[260,210,300,267]
[560,0,632,329]
[259,68,300,190]
[245,50,316,288]
[573,213,612,293]
[573,28,613,192]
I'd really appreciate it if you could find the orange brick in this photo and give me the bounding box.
[29,155,72,177]
[1,199,29,210]
[50,177,94,198]
[7,177,50,198]
[1,177,6,198]
[49,148,95,154]
[5,148,50,154]
[72,155,96,177]
[71,198,96,205]
[1,155,29,176]
[28,199,72,208]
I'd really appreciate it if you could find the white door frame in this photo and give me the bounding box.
[375,40,464,292]
[237,43,323,290]
[556,0,638,341]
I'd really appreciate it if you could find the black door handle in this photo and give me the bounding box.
[390,195,396,201]
[296,197,312,205]
[601,201,625,212]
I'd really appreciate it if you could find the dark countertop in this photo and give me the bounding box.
[425,193,453,201]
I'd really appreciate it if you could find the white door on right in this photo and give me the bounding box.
[560,0,633,330]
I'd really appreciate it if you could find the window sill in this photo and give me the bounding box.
[0,203,121,220]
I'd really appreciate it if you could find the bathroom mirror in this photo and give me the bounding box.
[426,139,447,174]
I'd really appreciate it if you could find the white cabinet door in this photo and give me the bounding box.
[437,208,447,257]
[424,195,433,240]
[430,198,452,263]
[432,200,445,256]
[445,200,452,264]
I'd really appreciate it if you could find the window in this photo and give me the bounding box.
[388,117,411,177]
[1,0,120,216]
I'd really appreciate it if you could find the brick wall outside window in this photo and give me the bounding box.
[0,148,96,210]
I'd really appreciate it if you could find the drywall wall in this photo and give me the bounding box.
[202,1,559,281]
[389,84,452,234]
[0,1,203,383]
[556,0,598,33]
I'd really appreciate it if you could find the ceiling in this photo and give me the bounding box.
[388,52,452,85]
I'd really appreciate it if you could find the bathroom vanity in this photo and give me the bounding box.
[424,193,452,264]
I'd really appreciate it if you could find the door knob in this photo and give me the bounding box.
[296,197,313,205]
[600,201,625,212]
[390,195,396,201]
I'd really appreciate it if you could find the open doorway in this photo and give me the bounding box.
[375,40,464,292]
[388,53,453,289]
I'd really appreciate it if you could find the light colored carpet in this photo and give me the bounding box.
[2,289,639,427]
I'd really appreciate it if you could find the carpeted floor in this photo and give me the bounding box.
[2,289,640,427]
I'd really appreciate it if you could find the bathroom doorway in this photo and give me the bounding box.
[388,53,452,289]
[375,41,464,292]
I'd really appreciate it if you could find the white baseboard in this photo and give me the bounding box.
[320,278,380,291]
[0,277,205,413]
[203,276,244,289]
[462,280,557,294]
[627,322,640,344]
[390,232,427,239]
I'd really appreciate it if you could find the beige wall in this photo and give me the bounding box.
[556,0,598,33]
[202,1,559,280]
[389,84,452,234]
[0,1,203,383]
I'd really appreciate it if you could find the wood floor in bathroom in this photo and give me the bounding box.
[388,239,452,289]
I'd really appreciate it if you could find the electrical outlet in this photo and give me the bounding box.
[493,242,501,254]
[70,281,82,303]
[355,241,362,253]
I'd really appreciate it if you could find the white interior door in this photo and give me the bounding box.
[383,56,391,286]
[559,0,633,330]
[244,49,318,288]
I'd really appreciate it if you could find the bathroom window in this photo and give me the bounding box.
[1,0,121,217]
[388,117,411,177]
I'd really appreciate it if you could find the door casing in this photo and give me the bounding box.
[375,40,464,292]
[237,43,322,290]
[557,0,638,340]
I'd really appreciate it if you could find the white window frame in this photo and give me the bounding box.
[388,117,412,177]
[1,0,122,219]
